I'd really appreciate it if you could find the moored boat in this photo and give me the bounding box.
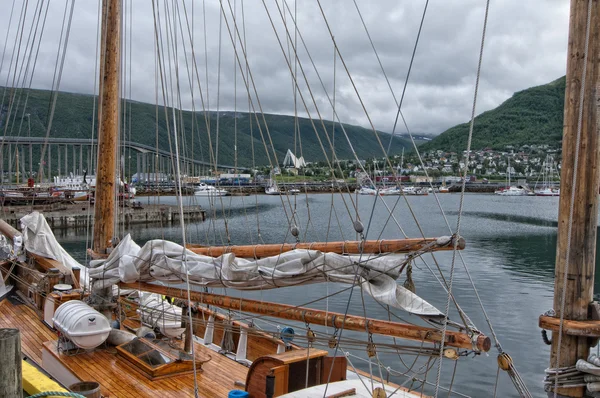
[194,183,229,197]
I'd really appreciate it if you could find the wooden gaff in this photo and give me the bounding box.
[120,281,490,352]
[187,236,465,258]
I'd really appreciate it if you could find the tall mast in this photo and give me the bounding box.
[93,0,120,254]
[550,0,599,397]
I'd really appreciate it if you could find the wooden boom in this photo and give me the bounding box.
[120,281,490,352]
[187,236,465,258]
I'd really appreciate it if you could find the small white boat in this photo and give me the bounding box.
[265,171,282,195]
[494,186,528,196]
[402,186,428,196]
[287,188,301,195]
[380,186,403,195]
[265,185,282,195]
[535,187,560,196]
[194,183,228,197]
[356,186,377,195]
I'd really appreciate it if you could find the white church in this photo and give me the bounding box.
[282,149,306,169]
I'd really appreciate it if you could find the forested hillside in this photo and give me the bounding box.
[0,87,409,168]
[420,76,566,152]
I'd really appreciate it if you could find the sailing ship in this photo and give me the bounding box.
[265,171,282,195]
[494,158,529,196]
[534,155,560,196]
[0,1,597,397]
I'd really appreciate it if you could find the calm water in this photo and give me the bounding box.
[53,192,585,397]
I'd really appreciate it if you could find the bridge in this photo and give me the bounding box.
[0,136,235,181]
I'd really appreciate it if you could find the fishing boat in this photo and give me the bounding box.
[0,1,597,398]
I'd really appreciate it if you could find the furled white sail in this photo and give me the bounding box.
[20,212,88,285]
[88,234,442,317]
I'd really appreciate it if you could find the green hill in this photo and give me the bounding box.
[0,87,409,169]
[419,76,566,152]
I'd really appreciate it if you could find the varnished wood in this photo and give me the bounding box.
[246,349,328,397]
[271,365,289,397]
[321,356,348,385]
[0,219,20,240]
[540,315,600,337]
[93,0,120,254]
[550,1,600,397]
[43,338,248,397]
[120,282,491,352]
[116,338,209,380]
[0,300,56,365]
[28,254,81,290]
[187,236,465,258]
[325,388,356,398]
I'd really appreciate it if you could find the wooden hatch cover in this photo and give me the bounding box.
[116,337,211,380]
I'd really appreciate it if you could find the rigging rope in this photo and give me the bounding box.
[434,0,492,396]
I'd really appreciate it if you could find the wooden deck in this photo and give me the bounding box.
[0,297,426,398]
[0,298,249,397]
[0,298,55,364]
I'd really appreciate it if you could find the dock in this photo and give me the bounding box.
[0,202,206,230]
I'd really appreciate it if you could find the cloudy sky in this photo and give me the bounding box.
[0,0,569,136]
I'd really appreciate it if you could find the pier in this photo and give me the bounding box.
[0,202,206,230]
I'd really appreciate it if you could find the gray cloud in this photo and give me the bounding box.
[0,0,569,136]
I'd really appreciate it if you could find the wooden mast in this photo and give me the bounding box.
[550,0,599,397]
[120,282,491,352]
[93,0,120,254]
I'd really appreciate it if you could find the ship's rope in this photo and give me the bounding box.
[36,0,75,186]
[0,0,30,141]
[175,0,228,248]
[351,0,476,334]
[554,1,594,397]
[176,0,234,246]
[0,0,17,85]
[83,0,103,270]
[275,0,458,283]
[150,2,201,396]
[0,0,49,210]
[245,0,362,219]
[434,0,490,395]
[218,0,302,234]
[273,0,421,253]
[220,0,317,240]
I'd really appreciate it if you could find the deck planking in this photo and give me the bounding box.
[42,337,249,397]
[1,298,249,397]
[0,299,56,364]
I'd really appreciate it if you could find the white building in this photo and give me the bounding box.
[282,149,306,169]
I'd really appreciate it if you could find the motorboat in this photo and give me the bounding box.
[194,183,228,197]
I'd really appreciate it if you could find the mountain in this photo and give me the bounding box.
[0,87,410,169]
[419,76,566,152]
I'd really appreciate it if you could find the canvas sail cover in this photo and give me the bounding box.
[20,212,88,285]
[88,234,442,317]
[19,213,441,317]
